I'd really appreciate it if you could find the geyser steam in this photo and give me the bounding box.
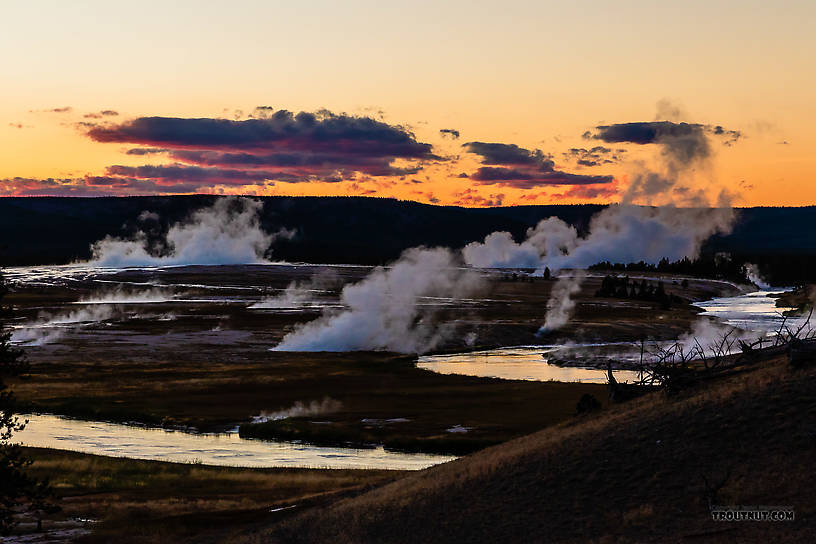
[463,206,733,272]
[250,270,342,309]
[744,263,771,290]
[538,271,586,334]
[464,108,738,332]
[11,305,117,346]
[90,197,293,267]
[251,398,342,423]
[273,247,485,353]
[268,108,742,348]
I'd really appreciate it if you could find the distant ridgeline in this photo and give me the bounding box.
[0,196,815,284]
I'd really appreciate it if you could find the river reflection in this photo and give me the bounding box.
[16,414,454,470]
[692,290,796,333]
[418,290,796,383]
[418,346,643,383]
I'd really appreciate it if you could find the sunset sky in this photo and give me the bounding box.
[1,0,813,206]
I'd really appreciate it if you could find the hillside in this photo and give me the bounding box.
[2,196,816,268]
[243,357,816,543]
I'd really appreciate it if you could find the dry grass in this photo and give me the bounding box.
[244,355,816,543]
[23,447,400,543]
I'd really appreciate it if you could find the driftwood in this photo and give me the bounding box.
[607,362,658,403]
[599,307,816,400]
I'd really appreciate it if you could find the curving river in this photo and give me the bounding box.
[418,288,795,382]
[418,345,643,383]
[16,414,454,470]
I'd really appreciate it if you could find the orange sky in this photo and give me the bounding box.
[1,1,813,206]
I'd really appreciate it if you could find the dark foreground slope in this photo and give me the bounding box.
[245,358,816,543]
[3,196,816,268]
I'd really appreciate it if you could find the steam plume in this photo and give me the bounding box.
[273,247,485,353]
[251,398,342,423]
[744,263,771,290]
[250,270,341,309]
[11,305,116,345]
[89,197,294,267]
[78,287,173,304]
[463,107,738,334]
[538,271,586,333]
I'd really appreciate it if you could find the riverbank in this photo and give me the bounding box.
[10,447,399,543]
[10,351,608,455]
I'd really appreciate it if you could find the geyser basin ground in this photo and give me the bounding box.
[6,264,742,457]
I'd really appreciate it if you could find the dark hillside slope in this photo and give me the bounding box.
[253,359,816,543]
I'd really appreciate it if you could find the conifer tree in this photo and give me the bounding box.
[0,271,57,534]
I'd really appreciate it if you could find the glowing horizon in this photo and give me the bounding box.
[1,1,814,207]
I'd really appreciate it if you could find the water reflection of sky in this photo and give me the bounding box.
[693,290,796,333]
[17,414,454,470]
[418,347,642,383]
[419,289,798,384]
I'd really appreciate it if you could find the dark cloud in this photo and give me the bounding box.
[462,141,614,189]
[463,142,554,168]
[588,119,741,205]
[563,146,625,167]
[0,174,208,197]
[439,128,460,139]
[82,109,436,190]
[470,167,613,189]
[577,159,599,167]
[168,149,418,177]
[589,120,741,164]
[592,121,705,145]
[125,147,167,155]
[83,110,120,119]
[87,110,435,159]
[31,106,72,114]
[712,125,741,146]
[105,164,308,185]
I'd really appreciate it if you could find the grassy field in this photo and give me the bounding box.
[19,447,399,543]
[243,355,816,543]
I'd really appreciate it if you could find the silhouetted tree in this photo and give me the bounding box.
[0,271,57,534]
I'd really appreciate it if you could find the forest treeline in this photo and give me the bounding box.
[589,254,814,287]
[1,196,815,285]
